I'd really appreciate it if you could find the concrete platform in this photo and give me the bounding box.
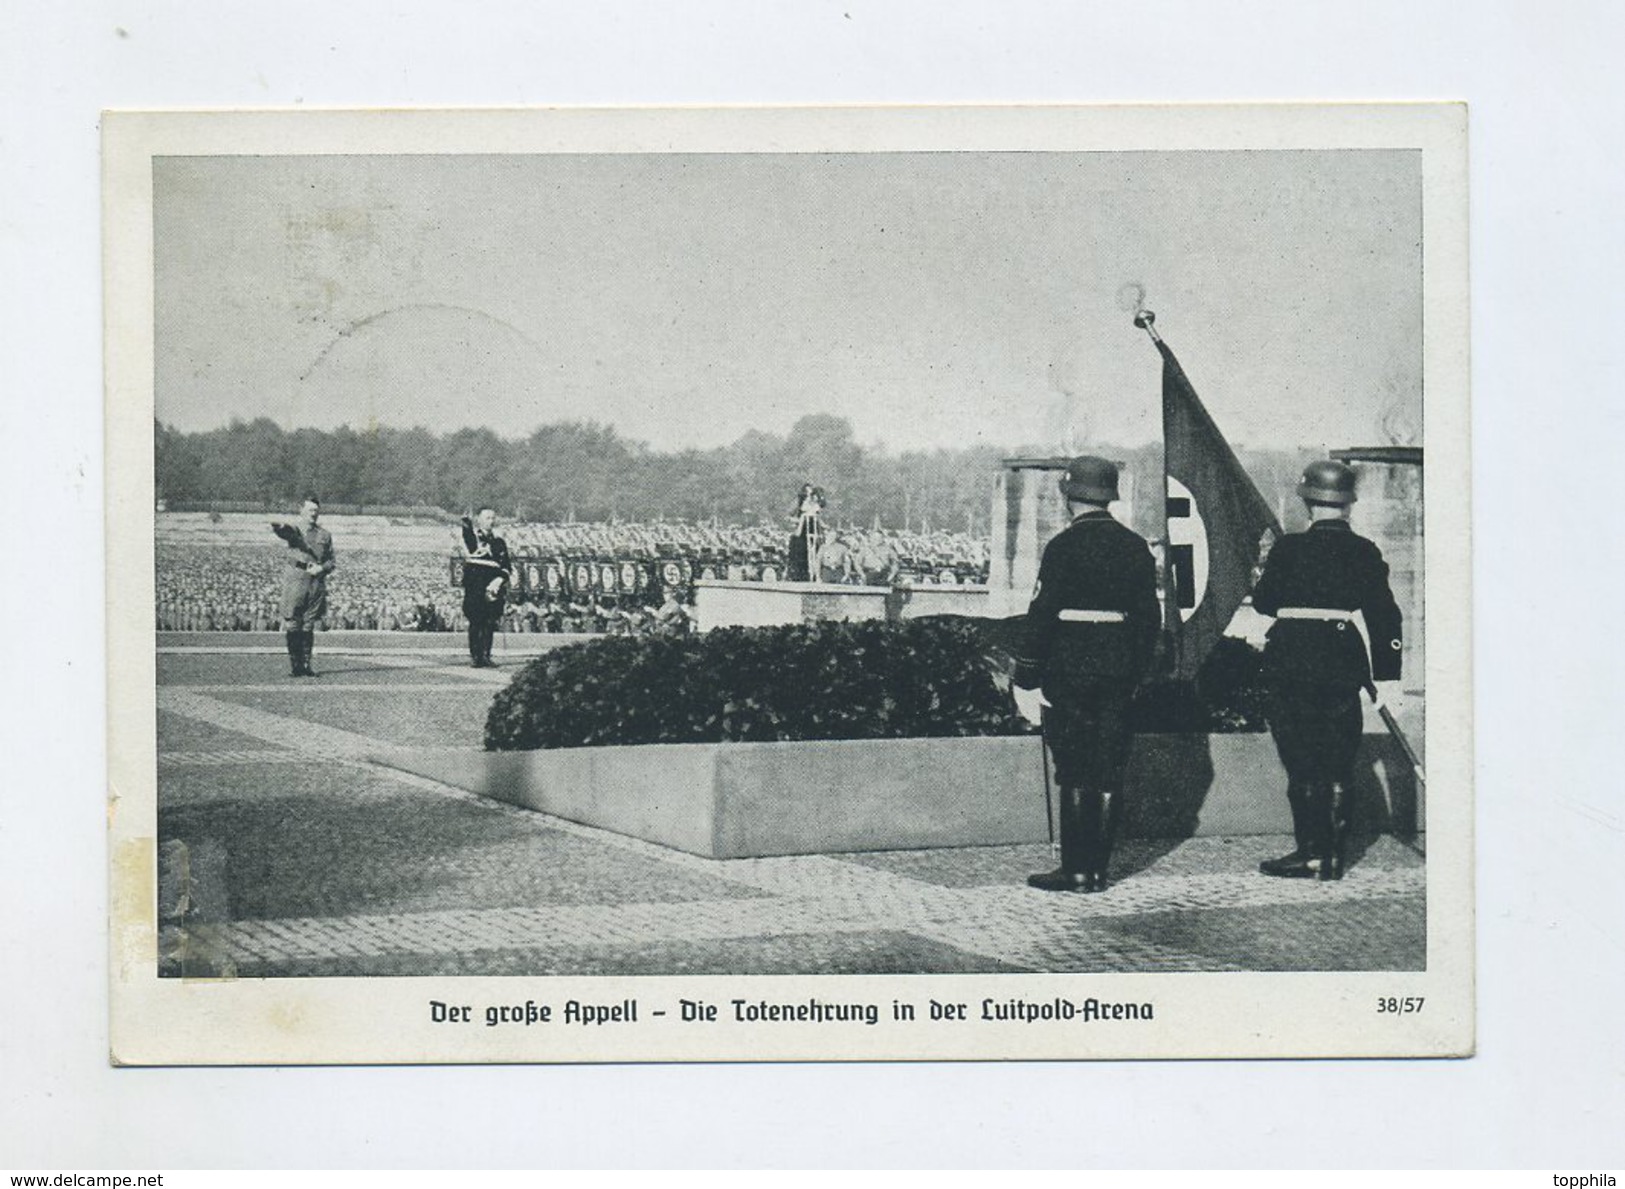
[692,579,990,630]
[154,644,1428,978]
[374,731,1421,859]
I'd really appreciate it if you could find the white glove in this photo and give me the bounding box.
[1011,684,1049,727]
[1224,604,1271,651]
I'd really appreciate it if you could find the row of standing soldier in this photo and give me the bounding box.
[1012,455,1402,892]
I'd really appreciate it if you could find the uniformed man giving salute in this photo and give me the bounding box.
[459,507,512,667]
[1013,457,1160,893]
[1250,459,1403,881]
[271,496,336,677]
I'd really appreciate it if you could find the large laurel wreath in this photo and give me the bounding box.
[484,618,1032,751]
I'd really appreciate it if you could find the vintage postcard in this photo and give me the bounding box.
[107,104,1471,1063]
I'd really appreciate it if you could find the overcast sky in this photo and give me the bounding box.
[155,149,1421,453]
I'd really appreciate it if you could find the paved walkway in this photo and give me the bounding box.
[154,636,1427,978]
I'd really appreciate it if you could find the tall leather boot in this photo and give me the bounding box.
[1260,781,1317,877]
[1028,785,1090,892]
[481,623,498,667]
[300,630,317,677]
[468,622,483,666]
[1085,790,1122,892]
[285,630,304,677]
[1308,782,1341,882]
[1322,781,1352,881]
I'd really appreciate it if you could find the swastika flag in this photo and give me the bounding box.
[1157,337,1280,681]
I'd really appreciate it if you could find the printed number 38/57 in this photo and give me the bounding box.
[1377,997,1425,1014]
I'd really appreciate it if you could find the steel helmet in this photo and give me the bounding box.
[1296,459,1358,506]
[1059,455,1120,503]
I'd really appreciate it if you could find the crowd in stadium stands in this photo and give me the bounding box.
[155,521,992,634]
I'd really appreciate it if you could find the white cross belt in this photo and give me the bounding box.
[1274,607,1357,622]
[1056,609,1128,623]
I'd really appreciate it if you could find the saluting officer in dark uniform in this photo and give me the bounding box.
[1250,459,1403,881]
[459,506,512,667]
[1013,457,1160,893]
[272,496,336,678]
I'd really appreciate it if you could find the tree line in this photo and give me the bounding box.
[156,414,1318,532]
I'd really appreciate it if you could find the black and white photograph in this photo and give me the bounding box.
[105,104,1471,1064]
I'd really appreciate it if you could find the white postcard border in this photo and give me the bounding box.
[106,103,1471,1064]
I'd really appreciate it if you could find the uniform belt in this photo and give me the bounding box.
[1275,607,1357,622]
[1056,608,1127,623]
[463,556,505,568]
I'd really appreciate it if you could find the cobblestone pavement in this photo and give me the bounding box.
[154,637,1427,978]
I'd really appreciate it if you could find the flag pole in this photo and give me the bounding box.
[1133,308,1163,347]
[1136,307,1180,675]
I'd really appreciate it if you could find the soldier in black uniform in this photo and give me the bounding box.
[1250,459,1403,881]
[1013,457,1160,893]
[459,506,512,667]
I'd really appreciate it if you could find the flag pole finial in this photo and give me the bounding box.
[1133,308,1163,346]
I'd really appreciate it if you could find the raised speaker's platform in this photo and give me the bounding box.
[692,579,990,631]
